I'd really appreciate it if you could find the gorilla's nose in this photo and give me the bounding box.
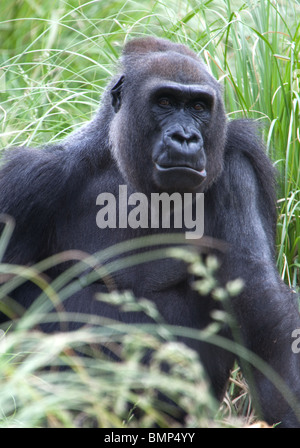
[164,125,203,154]
[169,126,202,147]
[161,125,204,170]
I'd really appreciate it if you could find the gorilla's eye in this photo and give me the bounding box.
[193,102,205,111]
[158,98,171,107]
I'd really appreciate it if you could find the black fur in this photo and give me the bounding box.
[0,37,299,427]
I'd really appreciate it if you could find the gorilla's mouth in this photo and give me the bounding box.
[153,162,207,191]
[155,163,207,178]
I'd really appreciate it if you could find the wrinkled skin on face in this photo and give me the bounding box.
[109,39,226,195]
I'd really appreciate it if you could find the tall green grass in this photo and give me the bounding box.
[0,0,299,427]
[1,0,299,284]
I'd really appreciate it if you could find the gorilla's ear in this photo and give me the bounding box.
[111,75,125,113]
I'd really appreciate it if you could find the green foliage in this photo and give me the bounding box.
[0,0,299,428]
[0,0,298,285]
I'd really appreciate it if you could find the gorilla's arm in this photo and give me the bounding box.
[214,121,300,426]
[0,146,77,264]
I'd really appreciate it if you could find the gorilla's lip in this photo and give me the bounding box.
[155,163,207,178]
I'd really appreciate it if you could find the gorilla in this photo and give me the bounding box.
[0,37,299,427]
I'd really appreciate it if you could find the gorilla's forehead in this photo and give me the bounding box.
[143,78,217,100]
[133,51,216,86]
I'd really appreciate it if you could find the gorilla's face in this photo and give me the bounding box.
[149,81,215,192]
[109,47,226,195]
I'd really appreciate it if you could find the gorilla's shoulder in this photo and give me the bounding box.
[221,118,276,219]
[225,119,264,156]
[224,119,275,180]
[0,143,65,167]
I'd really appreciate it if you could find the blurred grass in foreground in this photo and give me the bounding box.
[0,0,299,427]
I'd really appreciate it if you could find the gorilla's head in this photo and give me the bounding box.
[108,37,227,195]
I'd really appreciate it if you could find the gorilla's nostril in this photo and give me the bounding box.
[171,132,185,144]
[189,136,199,144]
[170,130,200,146]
